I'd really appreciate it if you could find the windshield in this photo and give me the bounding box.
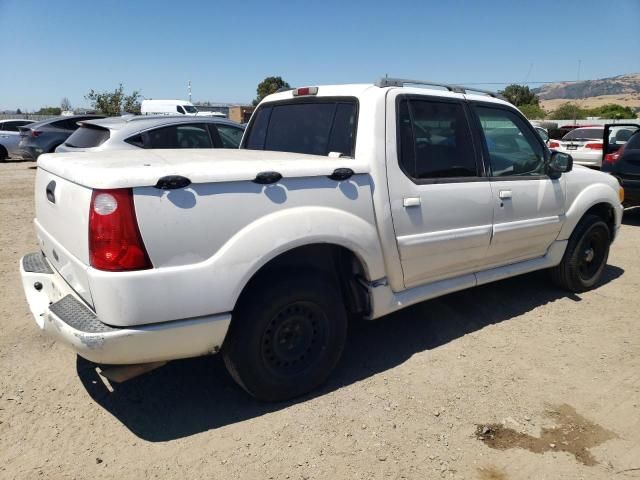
[563,128,604,141]
[243,99,358,157]
[184,105,198,114]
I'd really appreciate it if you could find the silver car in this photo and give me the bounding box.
[55,115,245,154]
[0,119,35,161]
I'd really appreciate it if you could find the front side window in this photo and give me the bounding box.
[398,98,478,179]
[243,99,357,157]
[176,105,186,114]
[216,125,244,148]
[183,105,198,114]
[475,106,545,177]
[146,123,213,149]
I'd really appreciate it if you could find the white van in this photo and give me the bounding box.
[141,99,198,116]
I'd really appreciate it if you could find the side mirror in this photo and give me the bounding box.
[547,151,573,179]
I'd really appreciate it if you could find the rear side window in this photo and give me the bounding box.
[398,98,478,179]
[65,126,110,148]
[244,99,358,157]
[216,124,244,148]
[146,123,213,149]
[2,121,32,132]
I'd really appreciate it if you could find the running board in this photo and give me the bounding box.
[369,240,567,319]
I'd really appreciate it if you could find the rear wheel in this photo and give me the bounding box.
[0,146,7,162]
[223,271,348,401]
[551,214,610,292]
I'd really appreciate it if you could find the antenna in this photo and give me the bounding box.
[188,80,192,102]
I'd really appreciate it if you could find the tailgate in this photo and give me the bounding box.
[35,167,94,307]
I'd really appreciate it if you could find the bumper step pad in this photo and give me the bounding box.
[49,295,117,333]
[22,252,53,274]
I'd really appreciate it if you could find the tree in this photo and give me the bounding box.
[16,108,22,114]
[587,104,636,119]
[85,84,142,116]
[253,76,290,105]
[36,106,62,115]
[549,103,586,120]
[499,84,539,107]
[518,103,546,119]
[61,97,72,112]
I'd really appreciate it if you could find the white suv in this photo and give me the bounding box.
[20,79,623,400]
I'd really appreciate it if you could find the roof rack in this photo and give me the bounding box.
[375,77,503,99]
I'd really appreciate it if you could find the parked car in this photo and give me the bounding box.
[55,115,245,154]
[20,79,623,401]
[602,124,640,206]
[0,119,34,161]
[17,115,105,160]
[140,99,199,116]
[548,126,637,168]
[534,126,549,144]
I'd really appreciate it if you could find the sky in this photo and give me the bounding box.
[1,0,639,111]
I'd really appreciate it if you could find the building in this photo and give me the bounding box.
[228,106,254,124]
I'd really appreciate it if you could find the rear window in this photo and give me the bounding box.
[244,99,358,157]
[563,128,604,141]
[65,126,110,148]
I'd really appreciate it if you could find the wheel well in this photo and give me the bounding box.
[584,203,615,241]
[236,244,371,317]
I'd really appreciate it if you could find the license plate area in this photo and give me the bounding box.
[567,145,578,150]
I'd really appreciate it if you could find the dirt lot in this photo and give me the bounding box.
[1,160,639,480]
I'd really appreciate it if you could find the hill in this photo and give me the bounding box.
[534,73,640,100]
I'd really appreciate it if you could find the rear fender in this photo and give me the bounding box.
[222,206,386,309]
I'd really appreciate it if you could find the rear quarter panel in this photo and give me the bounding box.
[86,174,386,327]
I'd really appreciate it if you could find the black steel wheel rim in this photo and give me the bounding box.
[577,226,607,282]
[261,301,328,377]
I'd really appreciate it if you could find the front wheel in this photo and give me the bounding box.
[550,214,610,292]
[222,271,348,401]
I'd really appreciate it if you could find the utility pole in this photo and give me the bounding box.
[188,80,192,102]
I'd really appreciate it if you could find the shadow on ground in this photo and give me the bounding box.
[77,265,624,442]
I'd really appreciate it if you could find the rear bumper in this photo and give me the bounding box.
[17,147,38,161]
[20,252,231,365]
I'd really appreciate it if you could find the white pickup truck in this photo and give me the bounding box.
[20,79,624,401]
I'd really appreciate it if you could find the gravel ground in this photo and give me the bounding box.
[1,160,639,480]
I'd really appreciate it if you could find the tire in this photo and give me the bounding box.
[0,146,7,162]
[550,214,610,292]
[222,271,348,402]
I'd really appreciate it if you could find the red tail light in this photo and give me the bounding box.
[549,141,560,149]
[89,189,152,271]
[30,130,43,137]
[585,143,603,150]
[604,145,624,165]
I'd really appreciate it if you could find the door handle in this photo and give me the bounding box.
[499,190,512,200]
[403,197,421,208]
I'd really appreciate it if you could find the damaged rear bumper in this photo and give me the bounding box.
[19,252,231,365]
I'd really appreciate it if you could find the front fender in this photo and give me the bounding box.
[557,182,622,241]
